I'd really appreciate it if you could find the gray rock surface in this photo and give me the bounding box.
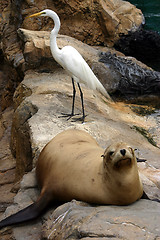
[42,200,160,240]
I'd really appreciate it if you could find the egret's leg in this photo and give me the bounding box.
[76,82,86,122]
[71,77,76,116]
[59,78,79,120]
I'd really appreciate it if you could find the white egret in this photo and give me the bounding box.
[29,9,111,122]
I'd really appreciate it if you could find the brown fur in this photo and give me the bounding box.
[36,129,143,205]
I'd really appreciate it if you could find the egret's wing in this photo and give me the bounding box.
[60,46,96,86]
[59,46,111,99]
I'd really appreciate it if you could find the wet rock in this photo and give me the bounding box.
[99,52,160,99]
[115,28,160,72]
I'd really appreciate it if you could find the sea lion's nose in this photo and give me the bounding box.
[120,149,126,156]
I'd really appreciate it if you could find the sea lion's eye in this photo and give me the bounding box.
[109,151,114,156]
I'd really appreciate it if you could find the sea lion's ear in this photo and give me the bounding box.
[101,154,104,158]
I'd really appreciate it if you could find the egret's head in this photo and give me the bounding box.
[28,9,55,18]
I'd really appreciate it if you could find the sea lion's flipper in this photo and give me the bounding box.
[141,191,160,203]
[0,191,50,229]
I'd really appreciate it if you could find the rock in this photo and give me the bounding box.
[0,107,16,239]
[0,107,16,172]
[0,57,20,111]
[21,0,144,47]
[99,52,160,98]
[0,184,16,213]
[11,100,38,179]
[138,162,160,192]
[115,29,160,72]
[0,3,24,70]
[42,200,160,239]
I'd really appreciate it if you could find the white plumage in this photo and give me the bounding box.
[29,9,111,121]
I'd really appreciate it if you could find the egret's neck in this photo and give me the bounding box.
[50,11,61,56]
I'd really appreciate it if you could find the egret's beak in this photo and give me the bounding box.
[27,12,43,18]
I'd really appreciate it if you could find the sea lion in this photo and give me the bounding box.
[0,129,158,229]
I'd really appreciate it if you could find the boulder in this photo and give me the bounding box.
[99,52,160,98]
[42,200,160,240]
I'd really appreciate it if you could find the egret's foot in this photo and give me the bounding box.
[58,112,80,121]
[71,114,87,123]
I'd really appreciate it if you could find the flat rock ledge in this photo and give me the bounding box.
[43,200,160,240]
[1,30,160,240]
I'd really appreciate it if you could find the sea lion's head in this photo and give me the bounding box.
[102,142,143,204]
[102,142,136,171]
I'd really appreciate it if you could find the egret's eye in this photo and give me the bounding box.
[109,151,114,156]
